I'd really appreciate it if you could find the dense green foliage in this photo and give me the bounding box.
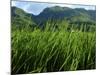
[11,6,96,74]
[11,19,96,74]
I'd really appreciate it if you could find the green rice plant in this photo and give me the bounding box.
[11,19,96,74]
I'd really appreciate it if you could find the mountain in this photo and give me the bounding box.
[36,6,96,24]
[11,6,96,27]
[11,7,37,30]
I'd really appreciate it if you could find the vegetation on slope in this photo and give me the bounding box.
[11,6,96,74]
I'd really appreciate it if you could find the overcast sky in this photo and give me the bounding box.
[12,1,96,15]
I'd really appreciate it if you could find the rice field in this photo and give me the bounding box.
[11,20,96,74]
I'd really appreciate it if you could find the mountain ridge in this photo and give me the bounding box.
[11,6,96,26]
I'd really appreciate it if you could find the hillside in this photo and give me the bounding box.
[11,6,96,27]
[11,6,96,74]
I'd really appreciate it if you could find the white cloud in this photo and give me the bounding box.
[23,0,96,5]
[12,1,16,6]
[49,4,73,8]
[11,1,96,15]
[22,4,30,12]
